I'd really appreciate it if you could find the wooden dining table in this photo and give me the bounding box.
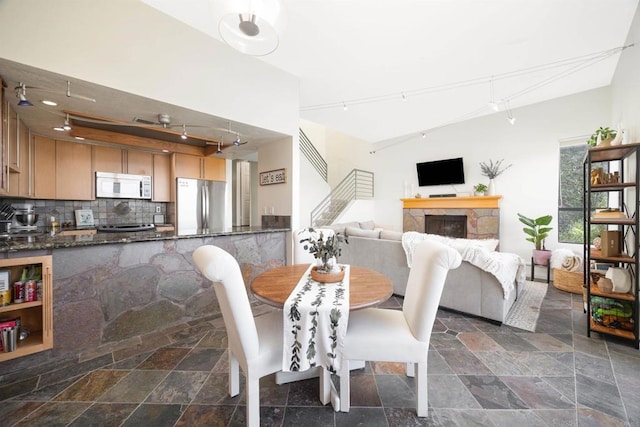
[250,263,394,410]
[250,263,394,310]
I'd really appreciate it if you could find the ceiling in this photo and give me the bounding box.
[0,58,286,160]
[1,0,638,157]
[145,0,639,146]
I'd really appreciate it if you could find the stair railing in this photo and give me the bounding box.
[299,128,327,182]
[310,169,374,227]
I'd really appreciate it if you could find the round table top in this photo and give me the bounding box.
[251,264,394,311]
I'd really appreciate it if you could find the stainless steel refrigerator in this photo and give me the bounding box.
[176,178,226,235]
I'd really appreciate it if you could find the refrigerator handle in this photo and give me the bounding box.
[201,183,209,229]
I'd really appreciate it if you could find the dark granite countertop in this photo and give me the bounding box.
[0,226,290,253]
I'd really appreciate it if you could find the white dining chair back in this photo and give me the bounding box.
[339,239,461,416]
[402,239,461,342]
[193,245,283,427]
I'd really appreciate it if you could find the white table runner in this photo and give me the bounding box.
[283,264,350,374]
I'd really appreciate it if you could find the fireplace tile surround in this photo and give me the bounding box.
[402,196,501,240]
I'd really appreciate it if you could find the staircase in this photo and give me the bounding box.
[311,169,374,227]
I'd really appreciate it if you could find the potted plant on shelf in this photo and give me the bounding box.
[299,228,349,282]
[517,213,553,265]
[587,126,617,147]
[473,183,488,196]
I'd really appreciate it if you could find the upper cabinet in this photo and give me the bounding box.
[153,154,171,202]
[0,78,7,194]
[92,146,153,176]
[56,140,92,200]
[33,135,56,200]
[174,153,225,181]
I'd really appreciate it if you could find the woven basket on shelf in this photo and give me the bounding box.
[552,268,584,294]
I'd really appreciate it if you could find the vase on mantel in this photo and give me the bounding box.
[487,179,495,196]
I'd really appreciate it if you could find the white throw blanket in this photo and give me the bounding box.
[401,232,525,299]
[283,264,350,374]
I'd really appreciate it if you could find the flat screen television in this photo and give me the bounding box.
[416,157,465,187]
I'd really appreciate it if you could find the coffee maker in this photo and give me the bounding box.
[11,203,39,232]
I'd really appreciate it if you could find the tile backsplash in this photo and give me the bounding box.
[0,198,167,228]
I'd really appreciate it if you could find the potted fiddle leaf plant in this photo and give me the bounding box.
[299,228,349,282]
[517,213,553,265]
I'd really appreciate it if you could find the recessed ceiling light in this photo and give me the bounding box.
[162,149,170,153]
[74,136,85,140]
[41,100,57,106]
[53,126,65,131]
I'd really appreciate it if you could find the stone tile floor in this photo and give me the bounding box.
[1,284,639,426]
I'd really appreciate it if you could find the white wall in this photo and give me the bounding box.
[611,4,640,141]
[372,87,612,260]
[325,130,374,188]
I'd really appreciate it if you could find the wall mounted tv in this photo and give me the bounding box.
[416,157,465,187]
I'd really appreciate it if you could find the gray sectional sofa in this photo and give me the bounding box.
[327,221,519,324]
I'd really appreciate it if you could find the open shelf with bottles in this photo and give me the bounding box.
[584,142,640,349]
[0,256,53,362]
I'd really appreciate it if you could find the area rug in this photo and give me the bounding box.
[504,280,548,332]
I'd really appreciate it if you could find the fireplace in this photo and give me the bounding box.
[425,215,467,238]
[402,195,501,240]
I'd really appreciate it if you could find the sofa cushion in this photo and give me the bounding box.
[328,222,360,235]
[345,226,381,239]
[380,230,403,241]
[359,220,376,230]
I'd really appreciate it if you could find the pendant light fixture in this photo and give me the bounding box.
[216,142,223,155]
[216,0,285,56]
[53,113,72,131]
[15,83,33,107]
[488,78,500,111]
[181,124,188,140]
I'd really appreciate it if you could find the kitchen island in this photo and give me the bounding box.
[0,227,289,400]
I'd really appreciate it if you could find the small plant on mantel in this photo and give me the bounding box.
[299,228,348,273]
[473,183,488,195]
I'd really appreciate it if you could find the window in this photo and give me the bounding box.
[558,143,607,244]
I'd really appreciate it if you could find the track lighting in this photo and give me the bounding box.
[15,83,33,107]
[505,100,516,125]
[343,101,348,111]
[401,92,407,101]
[233,133,241,146]
[421,132,426,138]
[216,142,223,155]
[181,124,188,140]
[54,114,71,131]
[63,114,71,131]
[488,78,500,111]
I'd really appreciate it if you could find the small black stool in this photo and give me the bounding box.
[530,257,550,283]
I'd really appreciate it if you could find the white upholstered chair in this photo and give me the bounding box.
[339,239,462,416]
[193,245,283,427]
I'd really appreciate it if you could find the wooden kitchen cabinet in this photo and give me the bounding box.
[127,150,153,175]
[0,255,53,363]
[17,119,31,198]
[56,139,92,200]
[7,103,19,172]
[92,146,153,176]
[203,156,226,181]
[33,135,56,199]
[92,145,123,174]
[153,154,171,202]
[174,153,226,181]
[0,78,7,194]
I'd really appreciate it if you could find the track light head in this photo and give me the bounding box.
[216,142,223,155]
[181,124,188,140]
[15,83,33,107]
[508,116,516,125]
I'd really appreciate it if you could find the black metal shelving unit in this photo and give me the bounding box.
[584,142,640,349]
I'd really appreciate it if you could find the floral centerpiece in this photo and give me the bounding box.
[299,228,348,282]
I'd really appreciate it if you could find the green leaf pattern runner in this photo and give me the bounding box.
[284,264,349,374]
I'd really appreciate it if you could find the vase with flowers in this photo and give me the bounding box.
[299,228,349,282]
[480,159,512,195]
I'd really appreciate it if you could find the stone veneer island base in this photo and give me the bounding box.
[0,230,286,400]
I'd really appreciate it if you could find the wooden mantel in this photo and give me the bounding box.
[401,195,502,209]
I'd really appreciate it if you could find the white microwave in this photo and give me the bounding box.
[96,172,152,199]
